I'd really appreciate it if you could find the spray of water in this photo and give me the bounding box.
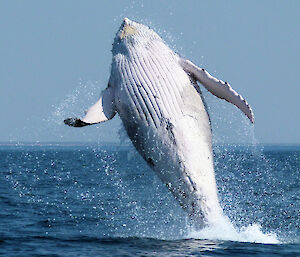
[47,80,100,136]
[175,88,276,243]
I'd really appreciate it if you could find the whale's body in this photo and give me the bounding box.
[111,31,221,226]
[65,18,254,227]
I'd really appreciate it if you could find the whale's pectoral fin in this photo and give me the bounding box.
[64,118,91,127]
[179,58,254,123]
[64,85,116,127]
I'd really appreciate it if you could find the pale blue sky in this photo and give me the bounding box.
[1,0,299,143]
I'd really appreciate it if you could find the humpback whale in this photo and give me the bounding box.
[64,18,254,227]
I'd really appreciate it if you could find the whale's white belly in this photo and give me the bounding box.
[111,40,223,225]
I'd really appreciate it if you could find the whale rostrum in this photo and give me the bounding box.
[64,18,254,227]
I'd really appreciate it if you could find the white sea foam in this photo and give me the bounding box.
[188,222,279,244]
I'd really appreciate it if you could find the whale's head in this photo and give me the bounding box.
[112,18,161,54]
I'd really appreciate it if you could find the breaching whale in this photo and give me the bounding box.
[64,18,254,227]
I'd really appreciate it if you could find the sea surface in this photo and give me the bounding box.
[0,143,299,256]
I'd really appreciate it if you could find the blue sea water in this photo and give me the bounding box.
[0,143,299,256]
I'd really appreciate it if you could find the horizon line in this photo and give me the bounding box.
[0,141,300,146]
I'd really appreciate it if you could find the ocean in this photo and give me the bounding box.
[0,143,299,256]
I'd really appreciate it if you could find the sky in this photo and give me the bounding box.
[0,0,299,144]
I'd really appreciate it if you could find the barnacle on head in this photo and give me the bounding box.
[120,25,138,39]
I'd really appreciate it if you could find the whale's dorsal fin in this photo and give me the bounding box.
[64,85,116,127]
[179,58,254,123]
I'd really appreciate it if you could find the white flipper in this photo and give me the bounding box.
[179,58,254,123]
[64,86,116,127]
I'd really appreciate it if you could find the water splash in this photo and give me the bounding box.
[47,80,101,126]
[43,79,121,143]
[188,223,279,244]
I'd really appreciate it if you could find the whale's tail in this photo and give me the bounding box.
[64,85,116,127]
